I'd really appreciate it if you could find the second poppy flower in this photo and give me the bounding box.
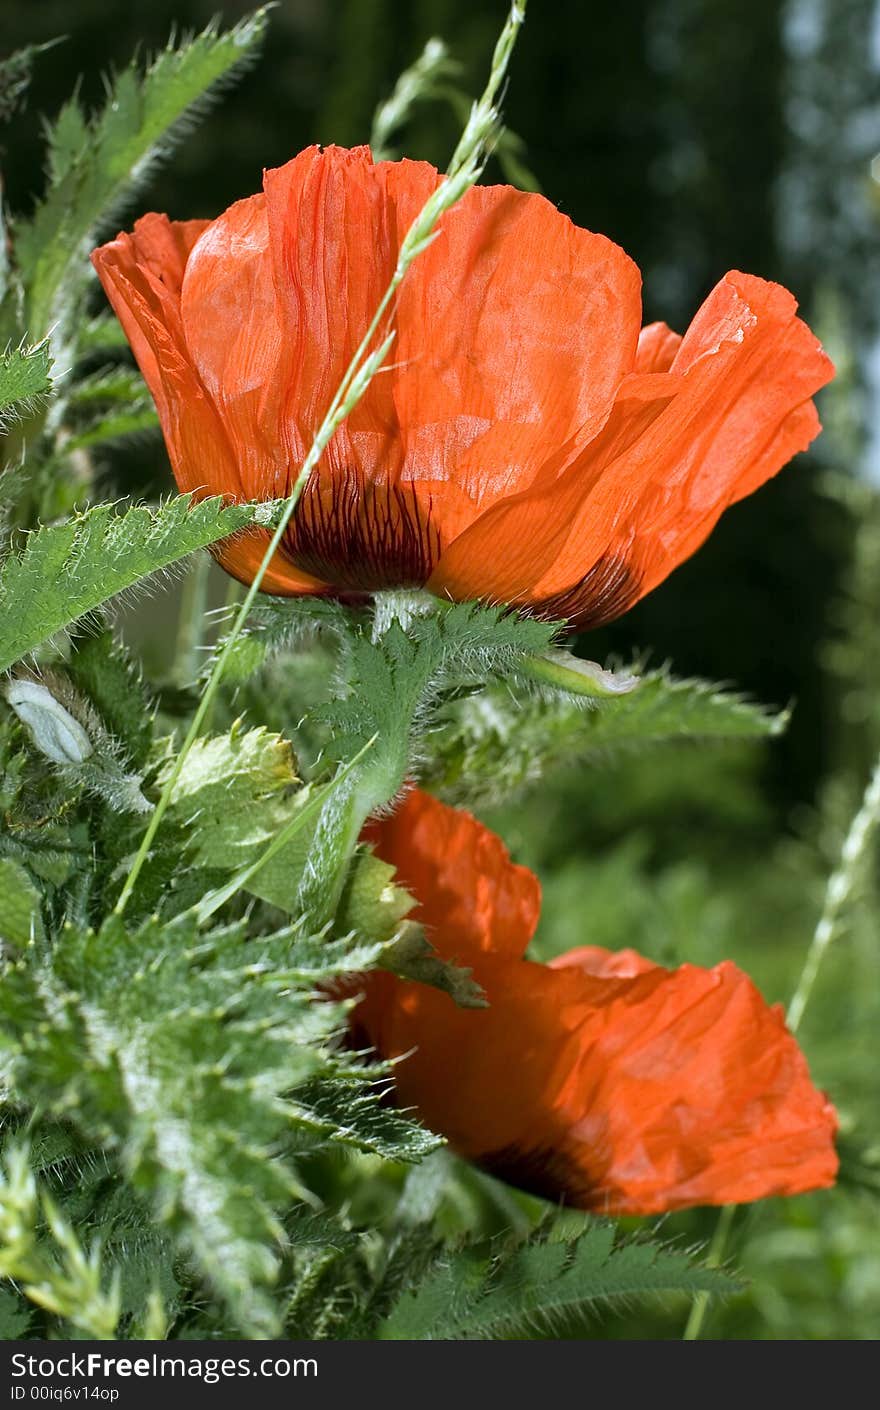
[353,789,838,1216]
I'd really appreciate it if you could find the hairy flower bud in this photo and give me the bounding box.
[4,678,93,764]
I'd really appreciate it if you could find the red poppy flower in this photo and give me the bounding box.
[354,789,838,1215]
[91,145,834,627]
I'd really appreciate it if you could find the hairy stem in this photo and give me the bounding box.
[173,552,211,686]
[682,1204,736,1341]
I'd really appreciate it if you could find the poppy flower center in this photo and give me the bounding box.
[529,553,641,629]
[286,467,442,590]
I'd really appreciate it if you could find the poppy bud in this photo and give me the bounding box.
[4,678,93,765]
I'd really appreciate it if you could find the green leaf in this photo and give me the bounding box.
[0,494,272,673]
[165,722,300,871]
[204,593,354,685]
[425,667,787,807]
[0,1287,31,1339]
[0,342,52,426]
[0,909,432,1336]
[294,1077,441,1164]
[0,41,59,124]
[16,9,270,338]
[0,915,327,1334]
[379,1223,736,1339]
[293,598,559,924]
[0,858,44,947]
[67,629,154,769]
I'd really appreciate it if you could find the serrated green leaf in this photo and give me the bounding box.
[67,629,154,768]
[165,723,300,871]
[204,593,354,685]
[0,912,388,1336]
[425,667,787,807]
[0,494,269,673]
[293,598,560,925]
[294,1079,441,1164]
[0,41,59,124]
[0,858,44,947]
[0,342,52,425]
[45,97,90,183]
[380,1223,736,1339]
[17,8,270,338]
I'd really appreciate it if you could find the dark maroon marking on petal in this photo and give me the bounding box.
[528,553,641,631]
[478,1141,596,1208]
[286,467,442,591]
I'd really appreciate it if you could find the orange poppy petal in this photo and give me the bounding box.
[389,178,643,511]
[211,531,329,597]
[365,789,540,962]
[263,146,418,483]
[635,321,682,373]
[264,147,643,535]
[92,215,323,597]
[180,194,295,499]
[91,214,221,483]
[427,371,678,620]
[430,273,832,626]
[357,946,837,1215]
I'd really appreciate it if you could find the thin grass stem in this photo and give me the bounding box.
[683,749,880,1340]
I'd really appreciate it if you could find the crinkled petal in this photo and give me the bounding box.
[365,789,540,962]
[264,146,642,550]
[635,320,682,373]
[91,214,325,596]
[430,273,833,625]
[356,943,838,1215]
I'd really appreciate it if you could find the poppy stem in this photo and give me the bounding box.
[684,749,880,1340]
[173,552,211,687]
[112,1,528,919]
[682,1203,736,1341]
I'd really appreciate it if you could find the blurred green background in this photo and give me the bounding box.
[3,0,879,1338]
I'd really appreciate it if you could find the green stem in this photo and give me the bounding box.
[113,1,527,919]
[683,749,880,1341]
[173,552,211,686]
[682,1203,736,1341]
